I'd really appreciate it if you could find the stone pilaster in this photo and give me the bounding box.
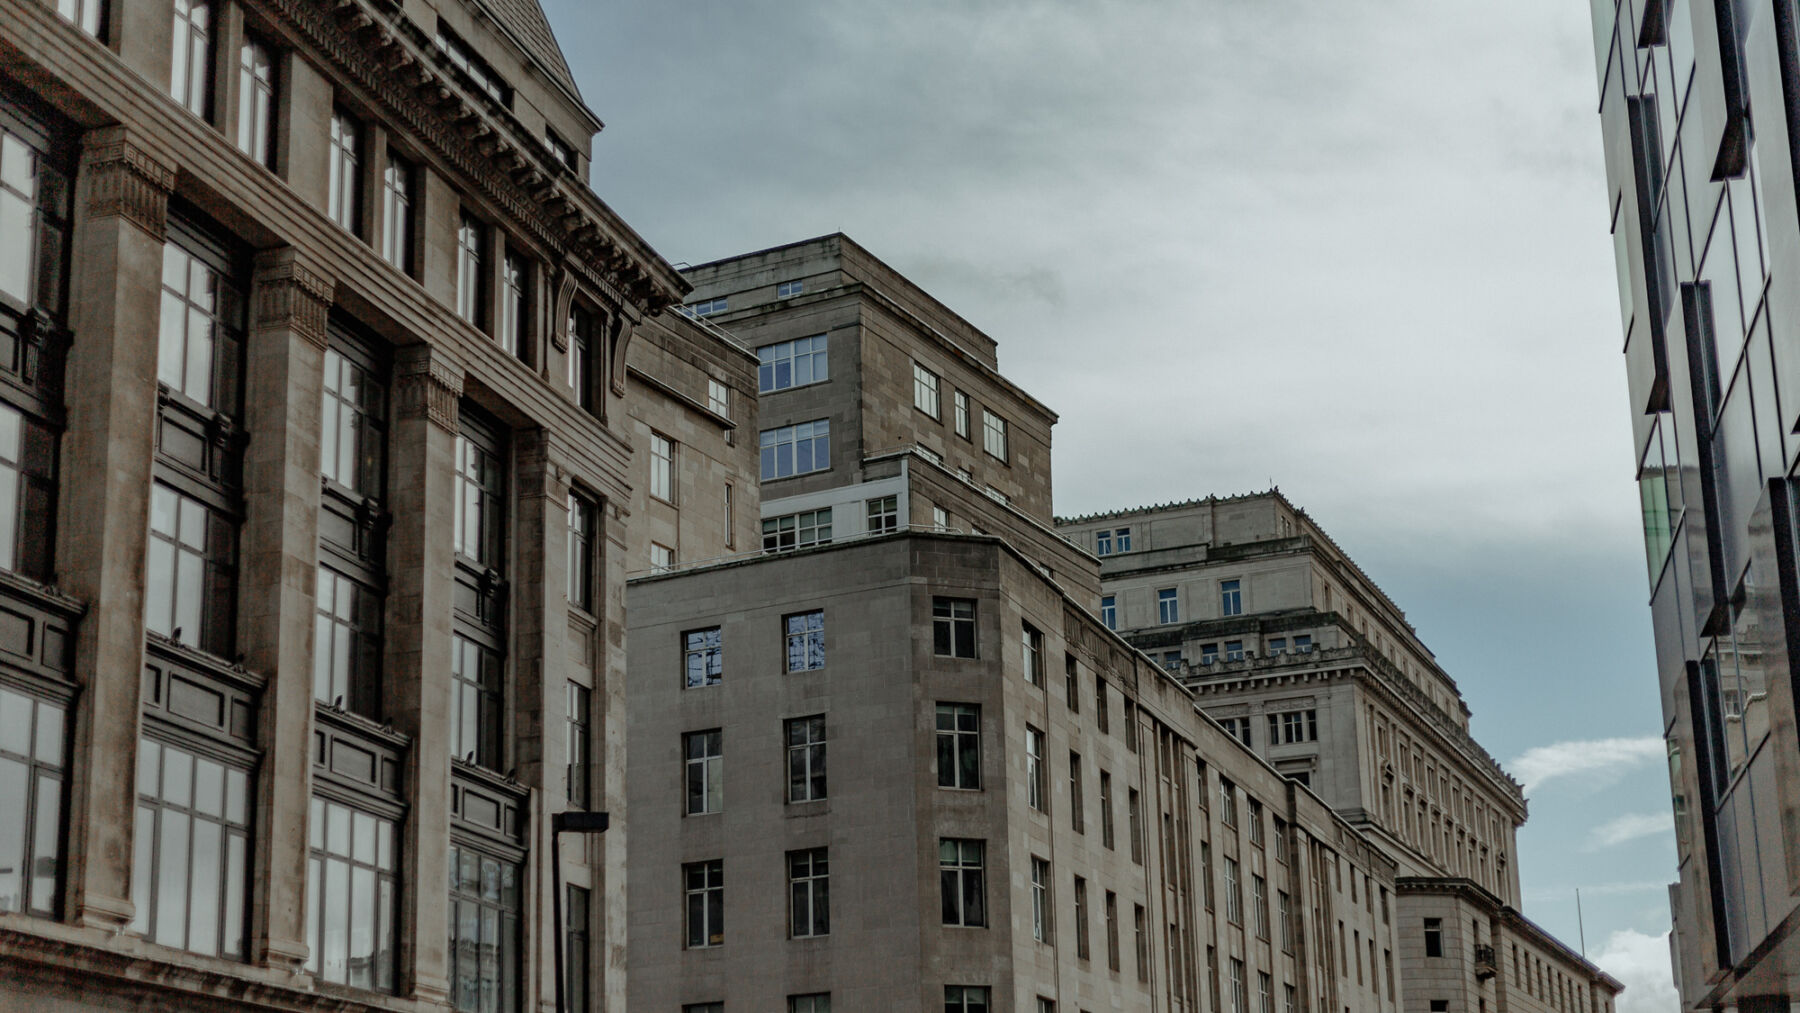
[514,428,573,1012]
[240,247,335,971]
[55,128,174,931]
[387,343,463,1003]
[597,497,630,1013]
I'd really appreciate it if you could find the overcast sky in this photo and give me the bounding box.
[542,1,1677,1006]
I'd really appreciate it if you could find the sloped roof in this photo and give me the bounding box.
[476,0,582,102]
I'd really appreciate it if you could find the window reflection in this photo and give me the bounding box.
[306,796,398,991]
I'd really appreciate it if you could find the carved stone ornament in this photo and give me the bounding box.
[394,345,464,432]
[608,313,635,397]
[80,129,175,241]
[551,267,577,353]
[252,249,336,349]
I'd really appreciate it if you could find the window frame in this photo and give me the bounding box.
[234,32,276,169]
[785,715,826,803]
[935,702,981,790]
[327,107,361,236]
[938,837,986,927]
[784,610,825,673]
[684,728,722,816]
[912,361,941,418]
[787,847,829,938]
[683,627,723,689]
[932,596,977,658]
[980,409,1008,462]
[756,334,828,393]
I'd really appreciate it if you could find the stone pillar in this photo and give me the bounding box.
[386,343,463,1003]
[239,247,334,970]
[514,428,572,1012]
[55,127,174,931]
[596,497,630,1013]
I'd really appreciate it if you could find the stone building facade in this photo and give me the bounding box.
[1587,1,1800,1008]
[1055,495,1622,1013]
[0,0,709,1010]
[625,242,1426,1011]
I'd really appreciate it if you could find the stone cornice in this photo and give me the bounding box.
[252,249,336,350]
[246,0,684,313]
[393,344,463,432]
[79,128,175,240]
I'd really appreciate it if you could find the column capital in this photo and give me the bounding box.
[79,127,176,241]
[252,248,336,350]
[394,344,463,433]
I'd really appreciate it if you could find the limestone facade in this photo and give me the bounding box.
[0,0,702,1009]
[1055,494,1622,1013]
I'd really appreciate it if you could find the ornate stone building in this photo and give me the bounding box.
[1057,494,1622,1013]
[0,0,752,1009]
[623,239,1421,1012]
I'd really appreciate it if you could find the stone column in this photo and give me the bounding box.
[596,497,630,1013]
[55,127,174,931]
[239,247,335,970]
[513,428,572,1011]
[386,343,463,1003]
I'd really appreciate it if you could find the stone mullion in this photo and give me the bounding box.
[55,126,174,931]
[386,343,463,1003]
[596,496,630,1013]
[512,427,572,1012]
[240,247,335,971]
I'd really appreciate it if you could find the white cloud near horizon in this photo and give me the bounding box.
[1595,929,1679,1013]
[1586,812,1673,851]
[1512,736,1664,793]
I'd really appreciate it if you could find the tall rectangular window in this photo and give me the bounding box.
[565,682,590,806]
[1065,654,1080,712]
[1100,594,1116,629]
[380,154,411,271]
[1278,890,1292,951]
[317,334,388,720]
[451,413,506,771]
[448,845,519,1011]
[1158,587,1179,624]
[235,35,275,167]
[568,305,595,413]
[1030,856,1052,942]
[170,0,213,117]
[933,597,977,657]
[1105,890,1120,970]
[939,838,985,926]
[684,729,721,815]
[1026,725,1046,811]
[566,886,590,1013]
[935,703,980,789]
[499,252,527,360]
[1221,579,1242,616]
[786,715,826,802]
[683,628,722,688]
[0,685,65,918]
[981,409,1008,461]
[1068,751,1084,833]
[707,378,729,416]
[785,610,825,671]
[1229,958,1246,1013]
[1134,904,1149,981]
[130,738,250,958]
[913,362,940,416]
[1096,676,1109,733]
[649,432,673,501]
[1021,623,1043,685]
[1224,856,1242,924]
[685,860,723,947]
[567,492,596,614]
[305,796,398,991]
[954,390,970,437]
[1221,779,1238,826]
[0,110,73,580]
[1258,972,1274,1013]
[456,212,484,324]
[788,848,829,937]
[756,335,828,392]
[1128,787,1143,862]
[146,483,235,654]
[1424,917,1442,957]
[1253,874,1269,939]
[760,419,830,479]
[1073,876,1089,959]
[789,995,829,1013]
[328,109,360,233]
[1099,771,1114,849]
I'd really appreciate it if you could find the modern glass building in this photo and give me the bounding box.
[1590,1,1800,1007]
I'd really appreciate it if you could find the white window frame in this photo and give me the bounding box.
[912,362,941,417]
[649,432,674,502]
[981,409,1008,462]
